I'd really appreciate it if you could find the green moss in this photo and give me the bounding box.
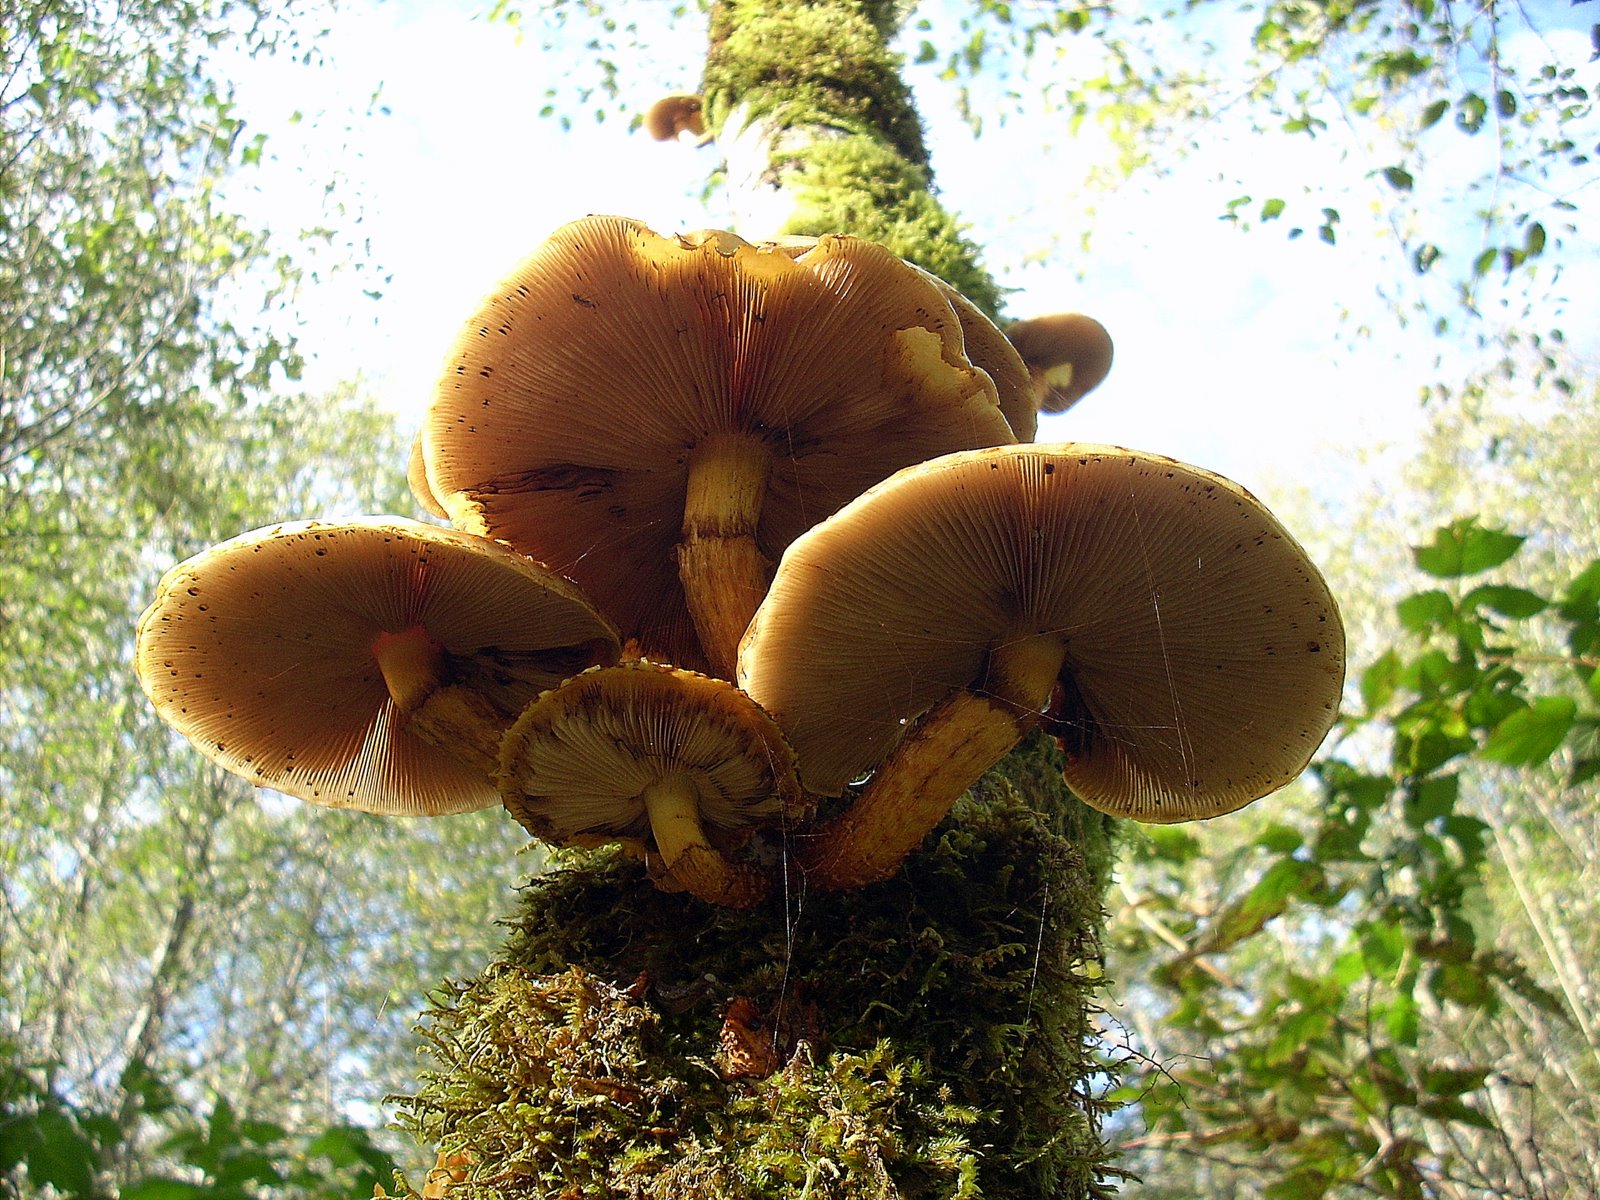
[780,138,1003,317]
[701,0,1003,319]
[391,735,1119,1199]
[703,1,926,166]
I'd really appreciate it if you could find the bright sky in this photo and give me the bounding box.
[222,0,1595,514]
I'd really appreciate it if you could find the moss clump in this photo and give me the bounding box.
[392,735,1119,1198]
[703,0,927,166]
[391,969,982,1199]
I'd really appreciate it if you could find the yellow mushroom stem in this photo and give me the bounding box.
[677,430,775,677]
[369,624,503,777]
[642,771,770,908]
[800,631,1070,890]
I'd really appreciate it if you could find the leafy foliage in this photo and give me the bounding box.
[1,1038,397,1198]
[1,0,530,1189]
[922,1,1593,334]
[1110,519,1599,1198]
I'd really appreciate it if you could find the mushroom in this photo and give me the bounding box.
[643,93,707,142]
[408,430,449,519]
[1005,313,1114,414]
[738,444,1345,889]
[135,518,620,815]
[497,662,803,908]
[419,215,1014,676]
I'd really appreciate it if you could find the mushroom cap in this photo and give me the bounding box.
[769,242,1035,441]
[1005,313,1114,413]
[908,268,1036,442]
[644,93,705,141]
[421,215,1014,668]
[407,430,449,519]
[136,518,621,815]
[738,444,1345,821]
[497,661,802,846]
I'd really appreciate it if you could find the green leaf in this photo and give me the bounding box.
[1255,824,1304,853]
[1381,165,1413,190]
[1456,91,1488,132]
[1412,242,1441,274]
[1481,697,1577,765]
[1431,962,1495,1010]
[1419,98,1450,128]
[1413,520,1524,578]
[1361,648,1401,711]
[1418,1097,1497,1130]
[1202,858,1326,953]
[1404,774,1458,826]
[1422,1065,1490,1097]
[1462,584,1547,619]
[1397,589,1453,631]
[121,1181,210,1200]
[11,1111,99,1194]
[1261,196,1286,220]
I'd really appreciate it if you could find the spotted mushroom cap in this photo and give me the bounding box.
[739,444,1345,822]
[419,215,1014,669]
[497,661,802,846]
[135,517,620,815]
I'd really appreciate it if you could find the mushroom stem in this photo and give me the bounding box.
[678,431,774,677]
[372,625,445,713]
[801,631,1068,890]
[372,624,504,779]
[643,772,770,908]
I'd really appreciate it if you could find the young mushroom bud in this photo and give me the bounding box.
[740,444,1345,890]
[644,93,707,142]
[1005,313,1114,414]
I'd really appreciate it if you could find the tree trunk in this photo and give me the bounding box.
[392,4,1119,1197]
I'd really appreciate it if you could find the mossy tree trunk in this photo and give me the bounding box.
[391,4,1121,1197]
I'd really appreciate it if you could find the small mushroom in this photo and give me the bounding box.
[497,662,803,908]
[421,215,1014,676]
[739,444,1345,889]
[136,518,620,815]
[1005,313,1114,413]
[644,93,707,142]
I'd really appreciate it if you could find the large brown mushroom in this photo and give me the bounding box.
[497,662,803,908]
[739,444,1345,889]
[417,215,1015,676]
[135,518,620,815]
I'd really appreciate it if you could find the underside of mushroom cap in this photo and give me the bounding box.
[135,518,620,816]
[497,661,801,846]
[739,444,1345,822]
[421,215,1014,670]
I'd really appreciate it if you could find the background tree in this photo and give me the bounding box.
[1,4,527,1195]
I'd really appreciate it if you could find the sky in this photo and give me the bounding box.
[220,0,1597,519]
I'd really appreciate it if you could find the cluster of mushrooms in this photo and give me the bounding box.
[136,215,1345,909]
